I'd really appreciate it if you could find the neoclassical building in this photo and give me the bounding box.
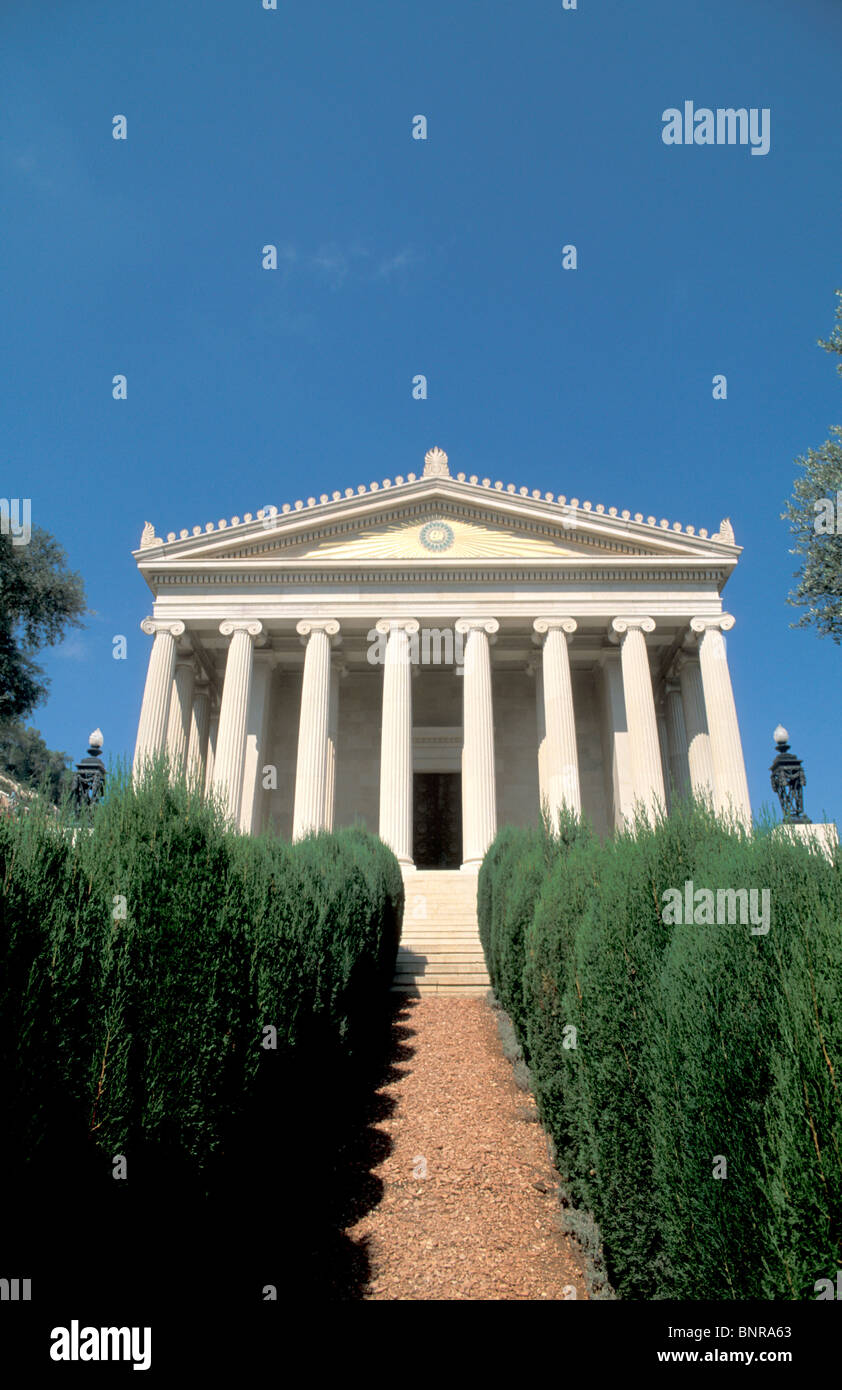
[132,448,751,869]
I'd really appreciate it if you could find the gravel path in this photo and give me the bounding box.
[344,995,588,1301]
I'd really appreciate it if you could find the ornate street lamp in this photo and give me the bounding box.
[770,725,810,824]
[70,728,106,811]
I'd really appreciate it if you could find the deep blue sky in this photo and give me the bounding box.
[3,0,841,822]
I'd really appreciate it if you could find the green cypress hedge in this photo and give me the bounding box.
[477,824,546,1044]
[0,761,403,1202]
[479,802,842,1299]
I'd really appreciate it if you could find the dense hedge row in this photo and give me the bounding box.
[478,805,842,1299]
[0,762,403,1205]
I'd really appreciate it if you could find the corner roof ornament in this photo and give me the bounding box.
[423,446,449,477]
[716,517,735,544]
[140,521,157,548]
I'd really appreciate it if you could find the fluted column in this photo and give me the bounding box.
[133,618,185,776]
[532,659,548,805]
[166,659,195,773]
[690,615,751,825]
[599,651,635,830]
[240,657,274,834]
[204,712,219,795]
[456,618,498,868]
[610,617,665,822]
[324,658,344,834]
[663,677,691,801]
[533,618,581,822]
[656,700,672,816]
[292,619,340,839]
[212,620,264,823]
[676,652,714,802]
[377,618,419,864]
[187,682,211,785]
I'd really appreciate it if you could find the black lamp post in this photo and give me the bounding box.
[770,725,810,824]
[70,728,106,811]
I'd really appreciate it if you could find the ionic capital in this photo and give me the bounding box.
[375,618,420,637]
[690,614,735,636]
[609,616,655,643]
[455,617,500,638]
[532,617,577,645]
[141,617,185,639]
[296,619,341,646]
[219,620,264,640]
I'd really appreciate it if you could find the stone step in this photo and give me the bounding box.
[404,884,477,891]
[402,913,478,922]
[401,948,482,955]
[403,907,478,918]
[404,884,478,893]
[402,911,479,918]
[399,941,483,950]
[403,870,476,879]
[394,962,490,977]
[394,985,489,993]
[400,930,482,938]
[398,939,481,949]
[403,917,479,926]
[392,979,490,992]
[403,885,478,900]
[404,890,478,898]
[394,971,489,983]
[402,925,479,933]
[402,939,489,950]
[401,928,484,937]
[391,983,489,996]
[394,980,490,989]
[401,924,480,931]
[400,950,489,961]
[403,897,478,906]
[401,922,481,930]
[403,892,478,900]
[395,871,484,995]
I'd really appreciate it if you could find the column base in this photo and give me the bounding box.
[460,860,481,873]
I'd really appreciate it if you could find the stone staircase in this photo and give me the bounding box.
[392,869,490,996]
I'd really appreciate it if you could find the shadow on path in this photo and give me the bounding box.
[0,998,417,1313]
[306,995,418,1299]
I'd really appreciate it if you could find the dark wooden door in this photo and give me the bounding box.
[413,773,462,867]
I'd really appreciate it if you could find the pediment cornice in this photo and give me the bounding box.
[135,468,740,575]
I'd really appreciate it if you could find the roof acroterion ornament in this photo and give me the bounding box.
[140,521,157,549]
[423,446,449,477]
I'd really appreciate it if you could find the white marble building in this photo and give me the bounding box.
[132,448,751,868]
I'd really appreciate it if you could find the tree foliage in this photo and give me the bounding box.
[0,528,86,719]
[0,719,71,803]
[784,290,842,640]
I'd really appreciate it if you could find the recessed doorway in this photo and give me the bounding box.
[413,772,462,868]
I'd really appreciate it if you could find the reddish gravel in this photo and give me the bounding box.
[345,995,588,1301]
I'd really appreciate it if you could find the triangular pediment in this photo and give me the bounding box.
[136,472,739,572]
[250,512,642,562]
